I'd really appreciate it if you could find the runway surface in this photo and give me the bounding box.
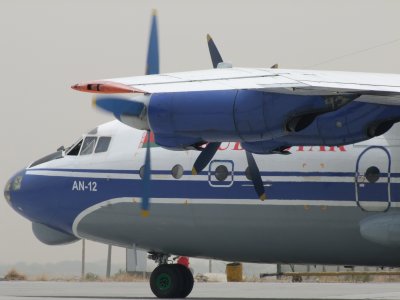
[2,281,400,300]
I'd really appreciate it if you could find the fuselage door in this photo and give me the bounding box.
[208,160,234,187]
[355,146,391,212]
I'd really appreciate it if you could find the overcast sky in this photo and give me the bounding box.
[1,0,400,266]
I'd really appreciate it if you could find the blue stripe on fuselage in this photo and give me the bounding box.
[31,167,378,177]
[10,168,396,235]
[29,167,400,178]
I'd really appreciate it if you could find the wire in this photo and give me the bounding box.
[305,36,400,68]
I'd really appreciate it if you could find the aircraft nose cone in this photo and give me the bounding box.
[4,178,12,204]
[4,170,25,206]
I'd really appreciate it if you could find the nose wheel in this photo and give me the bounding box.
[150,264,194,298]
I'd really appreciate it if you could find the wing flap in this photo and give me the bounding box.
[298,80,400,94]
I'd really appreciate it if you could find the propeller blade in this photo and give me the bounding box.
[245,151,266,201]
[139,10,159,217]
[192,142,221,175]
[146,9,159,75]
[206,34,265,201]
[207,34,223,68]
[195,36,222,175]
[93,96,145,119]
[141,130,152,217]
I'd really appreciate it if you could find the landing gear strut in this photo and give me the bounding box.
[149,253,194,298]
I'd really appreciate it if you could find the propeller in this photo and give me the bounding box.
[245,151,266,200]
[93,11,159,216]
[139,10,159,216]
[192,142,221,175]
[207,34,223,69]
[146,9,159,75]
[93,96,145,119]
[141,130,152,217]
[191,34,266,201]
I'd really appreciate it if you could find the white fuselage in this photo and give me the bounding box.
[8,120,399,266]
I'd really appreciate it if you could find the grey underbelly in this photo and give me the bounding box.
[75,201,400,267]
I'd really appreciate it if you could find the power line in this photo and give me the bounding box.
[305,37,400,68]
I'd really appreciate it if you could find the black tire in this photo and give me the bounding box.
[173,264,194,298]
[150,264,184,298]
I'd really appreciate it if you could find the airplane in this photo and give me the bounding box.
[5,10,400,299]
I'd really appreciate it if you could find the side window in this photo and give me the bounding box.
[80,136,97,155]
[67,140,83,156]
[365,166,380,183]
[95,137,112,153]
[171,164,184,179]
[214,165,229,181]
[139,166,145,179]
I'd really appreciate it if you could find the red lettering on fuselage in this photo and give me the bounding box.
[215,143,346,152]
[140,133,347,153]
[232,142,243,150]
[218,143,230,150]
[293,146,346,152]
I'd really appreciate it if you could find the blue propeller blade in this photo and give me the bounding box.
[94,96,144,119]
[146,10,159,75]
[192,142,221,175]
[192,34,266,200]
[245,151,266,201]
[190,36,224,175]
[140,10,159,216]
[141,131,152,217]
[207,34,223,68]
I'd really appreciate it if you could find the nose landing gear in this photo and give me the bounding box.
[150,264,194,298]
[149,253,194,298]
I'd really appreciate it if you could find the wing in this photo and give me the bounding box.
[73,67,400,158]
[73,67,400,104]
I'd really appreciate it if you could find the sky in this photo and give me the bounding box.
[1,0,400,267]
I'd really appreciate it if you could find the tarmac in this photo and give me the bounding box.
[2,281,400,300]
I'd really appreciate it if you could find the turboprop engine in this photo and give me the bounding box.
[147,90,355,149]
[95,90,355,150]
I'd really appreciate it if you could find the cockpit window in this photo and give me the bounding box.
[95,136,112,153]
[66,136,111,157]
[80,136,97,155]
[67,139,83,156]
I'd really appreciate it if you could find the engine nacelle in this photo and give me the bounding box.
[241,101,400,154]
[148,90,351,149]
